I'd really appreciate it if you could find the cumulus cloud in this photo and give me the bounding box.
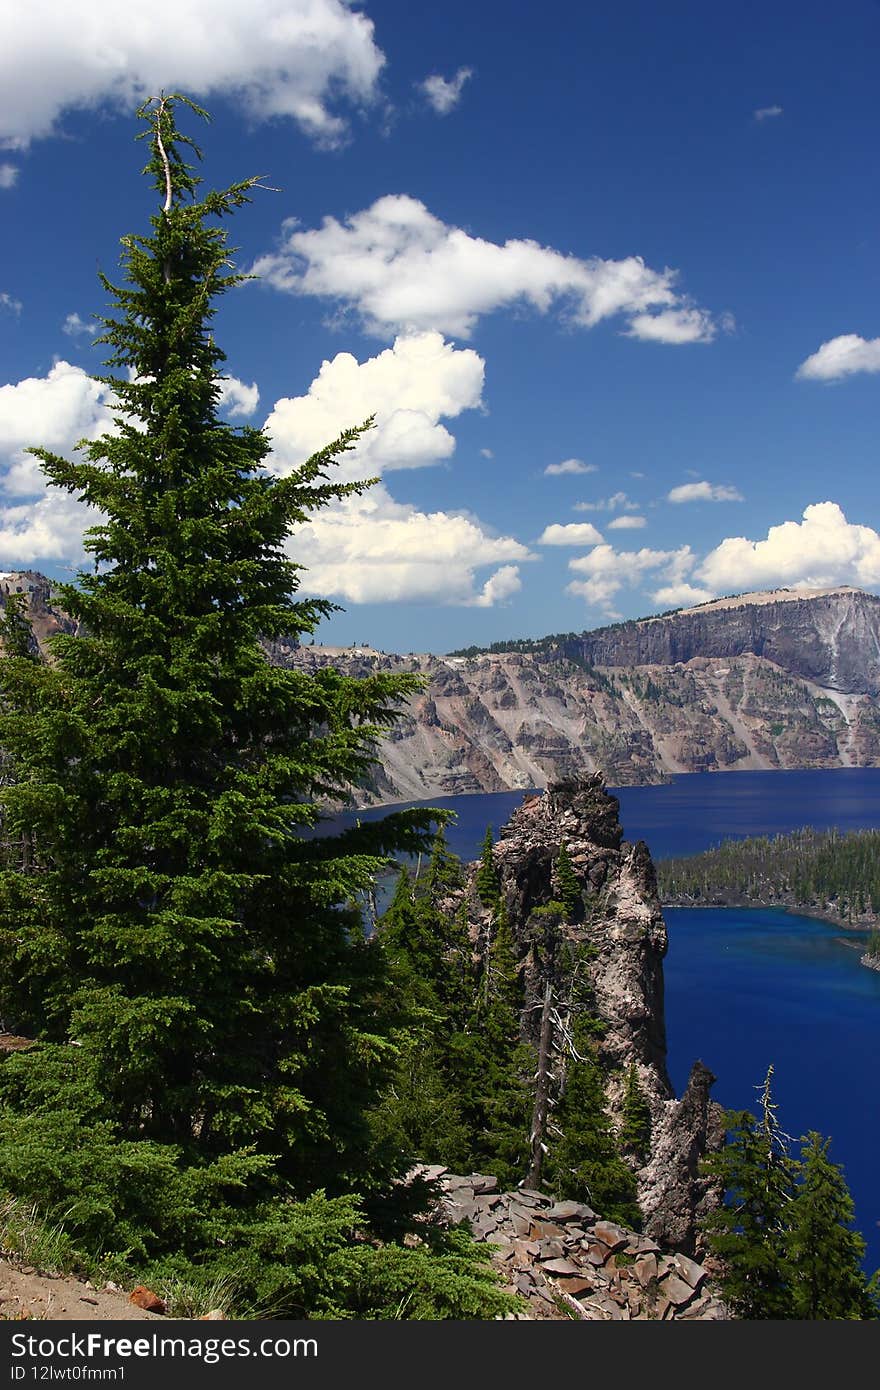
[263,330,532,604]
[652,582,714,608]
[566,543,696,614]
[0,361,114,469]
[1,292,21,316]
[626,307,718,345]
[251,194,719,341]
[667,480,743,503]
[696,501,880,594]
[480,447,494,459]
[0,0,384,150]
[754,105,783,121]
[796,334,880,382]
[62,312,97,339]
[265,331,484,480]
[544,457,596,476]
[537,522,604,546]
[0,349,529,606]
[469,564,521,608]
[217,375,260,419]
[0,361,117,565]
[0,491,94,566]
[573,491,638,513]
[0,163,18,188]
[607,514,646,530]
[288,484,533,605]
[419,67,473,115]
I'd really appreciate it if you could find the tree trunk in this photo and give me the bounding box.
[526,981,554,1189]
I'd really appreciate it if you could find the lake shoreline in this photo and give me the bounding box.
[661,896,880,970]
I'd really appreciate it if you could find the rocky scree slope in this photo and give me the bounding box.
[288,587,880,804]
[6,576,880,806]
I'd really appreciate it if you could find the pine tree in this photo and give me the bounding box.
[547,1017,641,1228]
[786,1132,876,1320]
[475,825,500,907]
[554,841,582,921]
[619,1062,652,1162]
[700,1068,799,1319]
[0,95,445,1261]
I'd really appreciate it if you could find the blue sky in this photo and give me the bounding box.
[1,0,879,652]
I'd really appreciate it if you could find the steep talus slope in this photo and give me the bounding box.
[5,576,880,806]
[288,589,880,804]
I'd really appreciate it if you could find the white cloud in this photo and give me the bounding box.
[0,361,116,565]
[480,447,494,459]
[0,162,18,188]
[796,334,880,382]
[696,501,880,594]
[607,514,646,530]
[652,582,714,608]
[217,375,260,419]
[754,105,783,121]
[265,331,484,481]
[567,543,696,613]
[419,67,473,115]
[252,193,719,340]
[263,331,531,605]
[62,312,97,339]
[544,457,596,476]
[538,522,604,546]
[626,306,718,345]
[0,350,529,606]
[469,564,521,608]
[288,484,533,605]
[0,292,22,316]
[0,0,385,150]
[0,491,94,566]
[573,491,638,513]
[667,480,744,503]
[0,361,114,473]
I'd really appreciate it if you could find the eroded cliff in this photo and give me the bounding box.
[450,775,725,1254]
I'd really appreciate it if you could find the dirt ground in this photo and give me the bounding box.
[0,1258,167,1321]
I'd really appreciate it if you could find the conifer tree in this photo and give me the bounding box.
[619,1062,652,1162]
[554,841,582,921]
[475,825,500,907]
[785,1133,876,1320]
[700,1071,800,1319]
[0,95,444,1251]
[547,1018,641,1228]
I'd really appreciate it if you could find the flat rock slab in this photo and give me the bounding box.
[541,1258,583,1277]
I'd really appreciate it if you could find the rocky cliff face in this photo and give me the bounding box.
[289,596,880,804]
[575,587,880,695]
[451,776,725,1254]
[8,575,880,806]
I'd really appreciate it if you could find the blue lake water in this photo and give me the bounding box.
[327,768,880,1270]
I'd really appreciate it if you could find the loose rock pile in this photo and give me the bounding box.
[417,1166,728,1320]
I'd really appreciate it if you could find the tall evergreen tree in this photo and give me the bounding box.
[0,95,444,1251]
[554,841,582,922]
[786,1132,876,1320]
[619,1062,652,1163]
[475,826,500,907]
[700,1068,800,1319]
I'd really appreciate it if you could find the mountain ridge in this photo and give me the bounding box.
[4,575,880,806]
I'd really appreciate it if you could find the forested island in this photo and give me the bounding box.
[657,827,880,970]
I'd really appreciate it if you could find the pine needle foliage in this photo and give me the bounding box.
[701,1070,878,1319]
[0,95,451,1269]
